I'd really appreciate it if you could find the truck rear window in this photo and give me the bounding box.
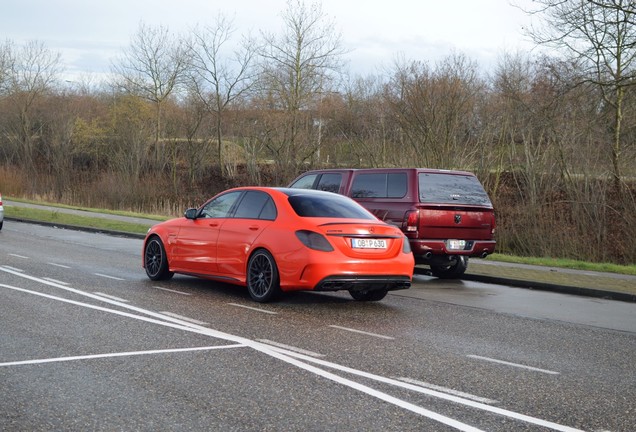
[418,173,492,206]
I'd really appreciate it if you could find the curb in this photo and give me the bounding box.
[462,273,636,303]
[5,217,147,240]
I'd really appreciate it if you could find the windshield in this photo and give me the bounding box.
[418,173,492,206]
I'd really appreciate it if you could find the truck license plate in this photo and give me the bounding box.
[448,240,466,250]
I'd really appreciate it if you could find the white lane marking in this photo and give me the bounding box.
[257,339,325,358]
[43,277,69,285]
[94,292,129,303]
[328,325,394,340]
[395,377,499,405]
[9,254,29,259]
[48,263,71,269]
[153,286,191,296]
[1,265,24,272]
[94,273,125,281]
[159,311,208,326]
[0,267,584,432]
[467,355,560,375]
[265,346,584,432]
[0,277,483,432]
[227,302,278,315]
[0,345,244,367]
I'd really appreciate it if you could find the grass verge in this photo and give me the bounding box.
[4,206,152,235]
[489,253,636,276]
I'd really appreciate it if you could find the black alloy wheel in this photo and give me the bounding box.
[144,236,174,281]
[246,249,280,303]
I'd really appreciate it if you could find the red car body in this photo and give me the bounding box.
[143,187,413,302]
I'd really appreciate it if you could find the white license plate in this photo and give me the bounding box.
[448,240,466,250]
[351,238,387,249]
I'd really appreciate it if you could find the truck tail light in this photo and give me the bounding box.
[403,210,419,234]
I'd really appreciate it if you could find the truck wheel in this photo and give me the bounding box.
[430,256,468,279]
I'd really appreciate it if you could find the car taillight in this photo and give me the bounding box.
[403,210,419,234]
[402,237,412,254]
[295,230,334,252]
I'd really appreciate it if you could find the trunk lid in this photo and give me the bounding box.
[317,220,405,259]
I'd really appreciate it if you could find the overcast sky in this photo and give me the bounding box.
[2,0,537,82]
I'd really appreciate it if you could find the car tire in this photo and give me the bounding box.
[430,256,468,279]
[349,288,388,301]
[0,220,3,230]
[144,236,174,281]
[247,249,280,303]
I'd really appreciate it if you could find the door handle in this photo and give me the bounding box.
[209,222,219,227]
[249,225,259,231]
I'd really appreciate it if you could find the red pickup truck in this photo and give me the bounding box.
[288,168,496,278]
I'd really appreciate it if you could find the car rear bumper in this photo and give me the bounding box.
[279,251,414,293]
[313,275,411,292]
[410,239,496,259]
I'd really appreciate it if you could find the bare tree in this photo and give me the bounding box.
[1,40,62,187]
[386,53,482,168]
[259,0,346,180]
[0,40,13,96]
[112,22,189,167]
[187,15,258,176]
[524,0,636,190]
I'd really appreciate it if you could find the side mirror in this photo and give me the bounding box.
[184,208,198,219]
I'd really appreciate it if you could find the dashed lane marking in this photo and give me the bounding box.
[328,325,394,340]
[227,302,278,315]
[467,355,560,375]
[94,273,125,281]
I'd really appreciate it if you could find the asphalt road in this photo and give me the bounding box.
[1,222,635,431]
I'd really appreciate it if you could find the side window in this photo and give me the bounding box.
[351,173,407,198]
[387,173,407,198]
[259,198,277,220]
[316,173,342,193]
[289,174,318,189]
[200,191,242,218]
[234,191,277,220]
[351,174,386,198]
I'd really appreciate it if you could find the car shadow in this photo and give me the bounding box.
[153,275,399,308]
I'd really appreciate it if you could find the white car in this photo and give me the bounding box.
[0,194,4,230]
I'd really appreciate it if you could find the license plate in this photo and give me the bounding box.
[448,240,466,250]
[351,238,387,249]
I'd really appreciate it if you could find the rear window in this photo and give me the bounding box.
[351,173,407,198]
[288,194,376,219]
[418,173,492,206]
